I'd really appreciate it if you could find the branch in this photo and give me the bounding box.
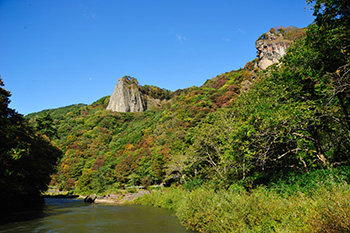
[277,148,301,160]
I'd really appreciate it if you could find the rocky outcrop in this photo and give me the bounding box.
[255,27,305,70]
[107,77,145,112]
[106,76,161,112]
[255,31,290,70]
[84,194,97,203]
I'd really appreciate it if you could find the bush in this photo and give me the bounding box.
[134,187,185,211]
[135,176,350,232]
[182,178,203,191]
[309,182,350,232]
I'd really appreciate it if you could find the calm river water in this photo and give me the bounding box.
[0,198,193,233]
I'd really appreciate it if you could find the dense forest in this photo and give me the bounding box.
[27,0,349,194]
[26,65,260,193]
[2,0,349,231]
[0,79,61,212]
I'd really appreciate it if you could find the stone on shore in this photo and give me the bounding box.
[84,194,97,203]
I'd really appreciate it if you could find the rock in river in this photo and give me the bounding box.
[84,194,97,203]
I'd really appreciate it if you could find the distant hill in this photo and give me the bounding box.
[26,103,87,119]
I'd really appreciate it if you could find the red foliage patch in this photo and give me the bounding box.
[213,77,228,89]
[92,155,105,171]
[216,91,237,108]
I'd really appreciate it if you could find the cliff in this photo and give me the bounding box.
[255,27,304,70]
[107,27,304,112]
[106,76,161,112]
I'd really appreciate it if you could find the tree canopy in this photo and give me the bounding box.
[0,78,61,212]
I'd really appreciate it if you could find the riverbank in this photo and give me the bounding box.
[94,190,151,205]
[135,183,350,232]
[43,188,151,205]
[44,168,350,232]
[134,169,350,232]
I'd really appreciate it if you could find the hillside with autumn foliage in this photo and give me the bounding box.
[1,0,350,230]
[20,1,350,230]
[26,65,259,193]
[26,8,350,194]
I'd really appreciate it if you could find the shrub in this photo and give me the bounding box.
[309,183,350,232]
[135,177,350,232]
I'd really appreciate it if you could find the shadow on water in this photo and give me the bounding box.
[0,198,194,233]
[0,198,86,225]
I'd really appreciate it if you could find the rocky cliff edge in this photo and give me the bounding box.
[255,26,304,70]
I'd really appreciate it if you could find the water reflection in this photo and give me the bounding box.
[0,198,193,233]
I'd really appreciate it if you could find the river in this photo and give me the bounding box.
[0,198,194,233]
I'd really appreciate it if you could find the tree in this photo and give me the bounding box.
[307,0,350,27]
[35,112,58,139]
[0,78,61,212]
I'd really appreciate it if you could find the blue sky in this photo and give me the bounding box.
[0,0,315,115]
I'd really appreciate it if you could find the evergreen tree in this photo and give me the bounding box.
[35,112,58,139]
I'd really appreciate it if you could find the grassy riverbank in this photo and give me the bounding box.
[134,168,350,232]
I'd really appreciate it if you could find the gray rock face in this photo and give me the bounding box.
[255,31,290,70]
[107,77,146,112]
[107,77,161,112]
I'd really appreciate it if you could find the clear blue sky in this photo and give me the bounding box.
[0,0,314,115]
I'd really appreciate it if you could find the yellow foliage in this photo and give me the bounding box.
[124,143,134,152]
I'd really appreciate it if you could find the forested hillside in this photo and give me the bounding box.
[24,0,350,231]
[26,0,350,195]
[27,66,258,192]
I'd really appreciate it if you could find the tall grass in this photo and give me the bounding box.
[135,168,350,232]
[309,182,350,232]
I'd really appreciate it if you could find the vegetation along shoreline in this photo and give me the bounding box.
[1,0,349,232]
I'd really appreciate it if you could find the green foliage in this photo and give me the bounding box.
[257,26,305,42]
[141,85,173,100]
[308,0,350,28]
[26,3,350,194]
[33,112,58,139]
[0,78,61,211]
[182,178,203,191]
[26,103,86,120]
[279,26,305,41]
[21,4,350,232]
[134,187,185,210]
[309,182,350,232]
[135,169,350,232]
[269,166,350,196]
[168,1,350,188]
[24,66,256,194]
[122,76,139,85]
